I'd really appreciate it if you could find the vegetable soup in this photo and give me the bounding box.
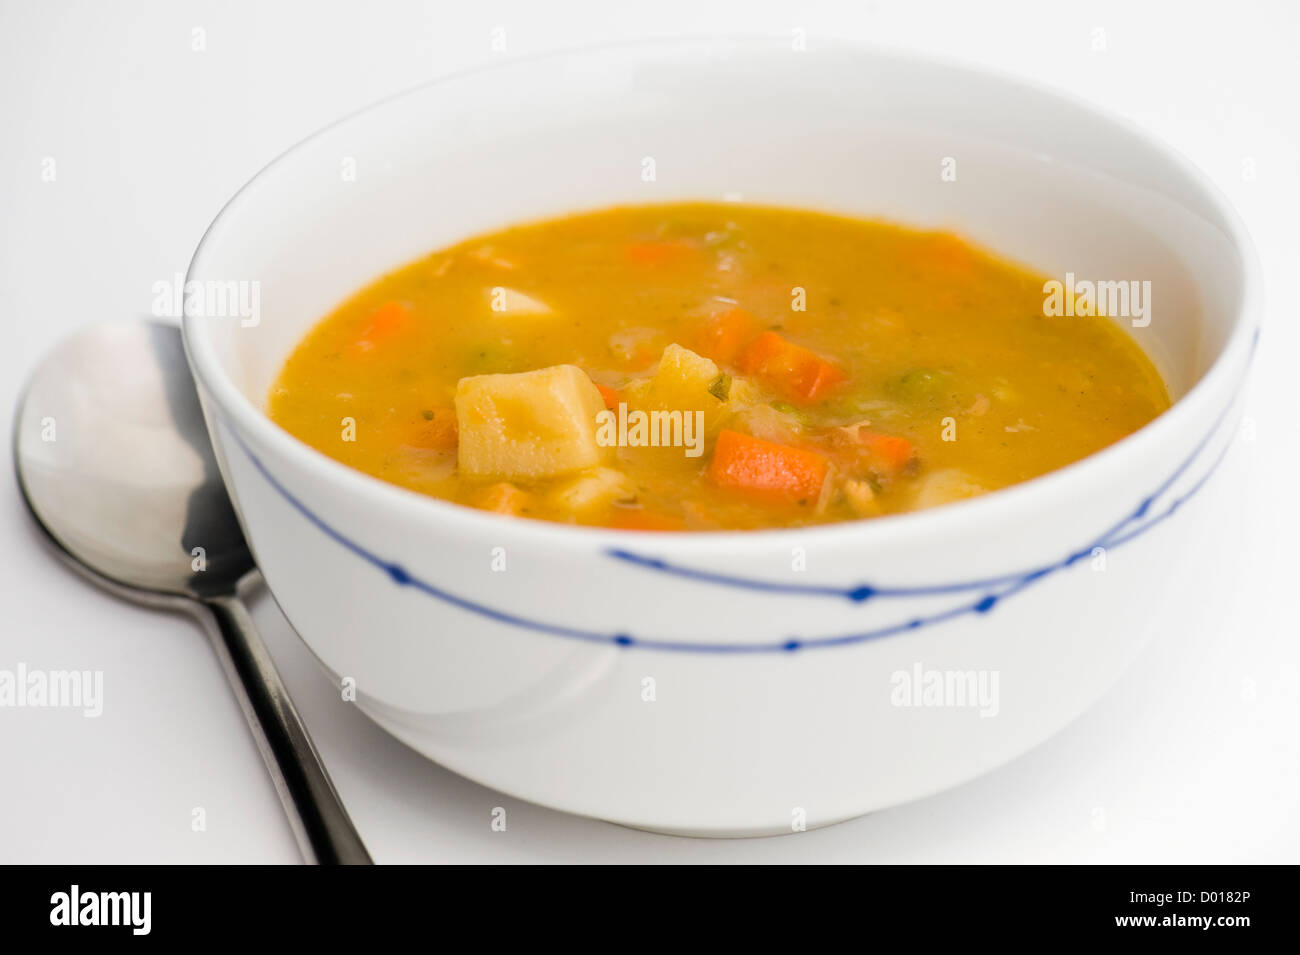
[268,203,1170,531]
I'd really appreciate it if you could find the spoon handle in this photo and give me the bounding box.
[200,595,373,865]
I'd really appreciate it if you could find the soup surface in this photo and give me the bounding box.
[268,203,1169,531]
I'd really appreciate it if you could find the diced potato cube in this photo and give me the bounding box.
[552,467,637,515]
[629,344,760,440]
[456,365,608,479]
[639,343,722,405]
[911,469,986,510]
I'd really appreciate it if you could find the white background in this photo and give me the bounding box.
[1,0,1296,863]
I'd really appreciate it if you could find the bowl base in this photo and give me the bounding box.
[353,695,871,838]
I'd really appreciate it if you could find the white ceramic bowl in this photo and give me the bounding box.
[183,37,1259,836]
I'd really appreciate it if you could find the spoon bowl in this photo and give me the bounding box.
[14,318,371,864]
[15,319,251,599]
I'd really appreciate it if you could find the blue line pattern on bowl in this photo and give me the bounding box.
[230,330,1255,654]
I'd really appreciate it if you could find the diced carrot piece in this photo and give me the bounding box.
[410,408,458,451]
[860,430,914,474]
[625,240,696,266]
[595,383,621,410]
[608,509,688,532]
[352,301,412,354]
[472,482,530,516]
[694,307,761,366]
[736,331,846,404]
[707,429,829,505]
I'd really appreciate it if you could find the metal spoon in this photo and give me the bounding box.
[12,318,372,865]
